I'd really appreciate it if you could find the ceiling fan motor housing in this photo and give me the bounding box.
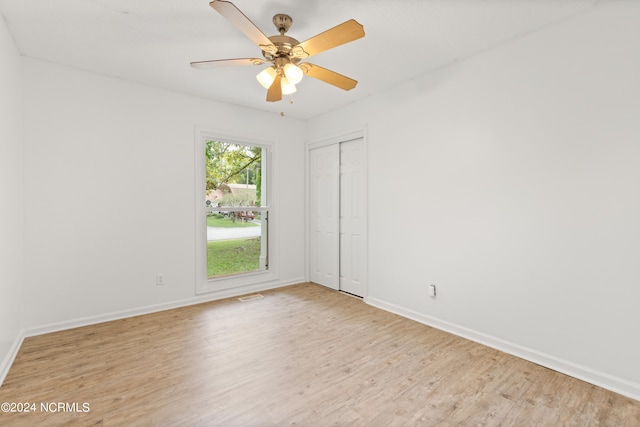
[263,35,302,62]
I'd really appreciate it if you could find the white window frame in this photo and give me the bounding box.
[195,128,278,295]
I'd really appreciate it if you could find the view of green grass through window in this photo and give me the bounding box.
[205,140,268,279]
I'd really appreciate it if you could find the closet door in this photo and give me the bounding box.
[309,144,340,290]
[339,138,366,297]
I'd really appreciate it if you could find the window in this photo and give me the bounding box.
[195,131,275,294]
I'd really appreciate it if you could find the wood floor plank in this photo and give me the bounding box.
[0,283,638,426]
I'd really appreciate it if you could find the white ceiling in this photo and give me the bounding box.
[0,0,601,119]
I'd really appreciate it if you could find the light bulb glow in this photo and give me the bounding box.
[281,76,297,95]
[256,67,276,89]
[283,63,303,84]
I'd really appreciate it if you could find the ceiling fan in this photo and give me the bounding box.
[191,0,365,102]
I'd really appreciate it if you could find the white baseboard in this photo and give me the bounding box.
[366,296,640,402]
[24,278,305,338]
[0,331,25,388]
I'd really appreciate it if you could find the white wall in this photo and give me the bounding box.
[307,2,640,398]
[22,58,305,330]
[0,14,24,382]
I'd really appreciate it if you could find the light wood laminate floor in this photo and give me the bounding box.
[1,283,639,426]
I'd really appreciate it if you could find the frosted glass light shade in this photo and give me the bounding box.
[283,63,303,84]
[256,67,276,89]
[281,77,297,95]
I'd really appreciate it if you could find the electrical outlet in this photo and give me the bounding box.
[429,284,436,297]
[156,273,165,286]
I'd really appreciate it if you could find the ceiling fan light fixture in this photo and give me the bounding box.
[283,63,303,84]
[281,76,297,95]
[256,67,276,89]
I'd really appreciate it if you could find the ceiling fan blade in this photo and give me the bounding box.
[209,1,277,54]
[190,58,265,69]
[299,63,358,91]
[266,74,283,102]
[291,19,364,59]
